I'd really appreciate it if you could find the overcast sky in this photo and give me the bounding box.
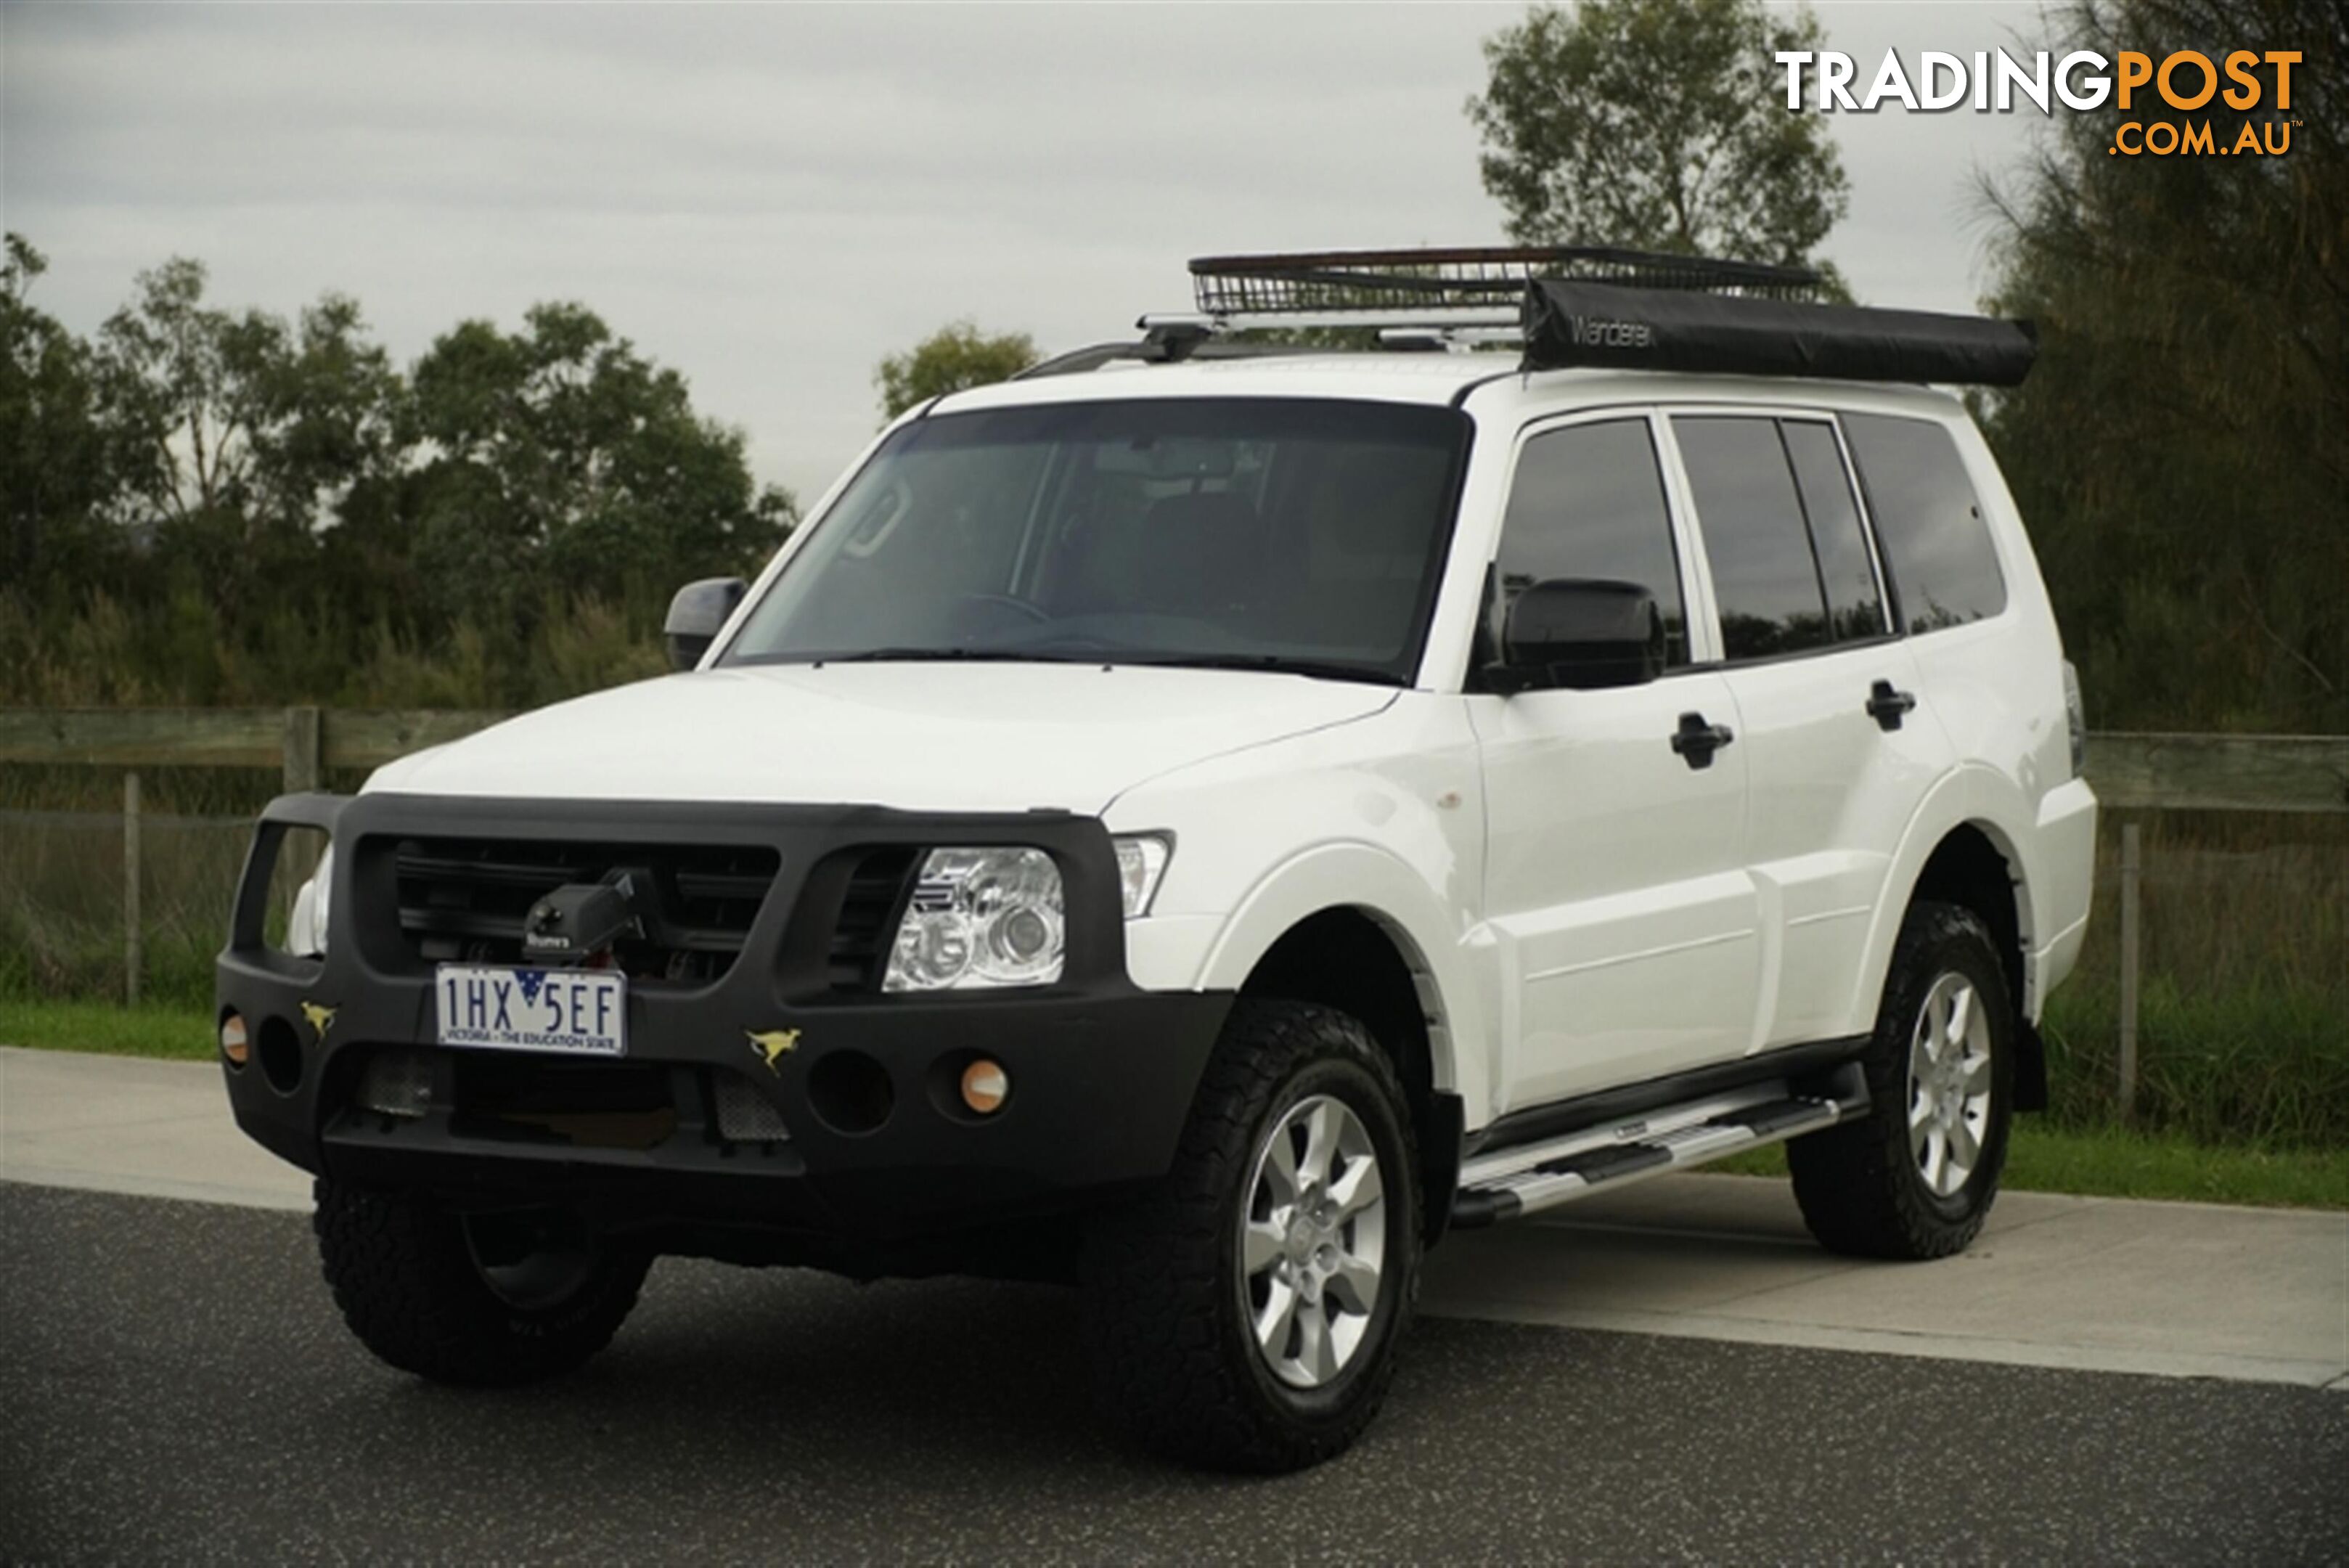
[4,1,2058,502]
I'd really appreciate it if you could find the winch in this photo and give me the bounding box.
[520,871,643,964]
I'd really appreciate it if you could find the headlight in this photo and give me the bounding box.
[290,843,334,957]
[885,848,1066,992]
[878,836,1174,993]
[1114,833,1172,918]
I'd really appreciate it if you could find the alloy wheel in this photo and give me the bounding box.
[1239,1094,1389,1389]
[1906,971,1994,1197]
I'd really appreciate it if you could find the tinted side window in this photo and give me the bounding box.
[1842,413,2006,632]
[1495,419,1688,666]
[1672,417,1830,660]
[1781,421,1886,641]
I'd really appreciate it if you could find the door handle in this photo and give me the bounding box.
[1670,711,1736,769]
[1866,679,1919,732]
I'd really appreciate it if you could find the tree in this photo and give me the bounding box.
[1467,0,1848,274]
[874,321,1038,420]
[92,256,266,526]
[1,235,115,591]
[0,241,800,708]
[84,256,406,619]
[401,301,796,638]
[1977,0,2345,732]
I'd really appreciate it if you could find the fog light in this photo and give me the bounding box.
[960,1058,1010,1116]
[219,1013,249,1068]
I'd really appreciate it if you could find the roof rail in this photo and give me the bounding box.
[1013,322,1322,382]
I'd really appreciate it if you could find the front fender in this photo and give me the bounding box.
[1132,842,1492,1131]
[1106,695,1492,1126]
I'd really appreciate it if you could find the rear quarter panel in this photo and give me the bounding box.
[1849,411,2096,1023]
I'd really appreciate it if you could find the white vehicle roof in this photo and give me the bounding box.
[930,351,1969,422]
[931,353,1503,412]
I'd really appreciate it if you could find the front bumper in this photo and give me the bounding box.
[216,792,1229,1242]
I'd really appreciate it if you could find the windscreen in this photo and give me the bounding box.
[720,398,1471,685]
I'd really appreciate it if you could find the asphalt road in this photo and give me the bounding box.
[4,1183,2343,1565]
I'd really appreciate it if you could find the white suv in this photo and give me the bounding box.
[217,249,2096,1472]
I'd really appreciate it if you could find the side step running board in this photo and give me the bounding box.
[1450,1069,1868,1229]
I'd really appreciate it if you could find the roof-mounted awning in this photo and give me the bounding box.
[1521,278,2037,386]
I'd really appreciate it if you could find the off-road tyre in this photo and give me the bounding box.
[314,1180,650,1386]
[1081,999,1423,1473]
[1789,901,2015,1259]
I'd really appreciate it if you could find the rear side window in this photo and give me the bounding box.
[1495,418,1690,667]
[1780,421,1886,642]
[1842,413,2006,632]
[1672,417,1834,660]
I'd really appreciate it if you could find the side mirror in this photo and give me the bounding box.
[663,577,748,671]
[1488,579,1664,694]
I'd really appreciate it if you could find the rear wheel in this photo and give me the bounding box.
[1789,901,2015,1259]
[314,1180,650,1385]
[1082,999,1422,1472]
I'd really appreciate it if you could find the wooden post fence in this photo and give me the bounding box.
[122,769,142,1007]
[282,705,324,887]
[2116,822,2142,1121]
[282,705,322,793]
[0,706,500,1007]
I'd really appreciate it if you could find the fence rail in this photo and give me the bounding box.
[0,707,505,784]
[5,709,2345,1116]
[2083,732,2349,813]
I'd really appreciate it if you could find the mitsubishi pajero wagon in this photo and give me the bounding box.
[217,248,2097,1471]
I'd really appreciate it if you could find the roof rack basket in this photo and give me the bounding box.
[1188,246,1823,318]
[1178,246,2035,387]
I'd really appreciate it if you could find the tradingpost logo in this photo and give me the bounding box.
[1773,47,2303,158]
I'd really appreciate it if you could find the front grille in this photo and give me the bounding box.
[828,848,918,989]
[393,836,780,984]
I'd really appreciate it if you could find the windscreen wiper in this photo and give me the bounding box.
[820,647,1097,664]
[1115,653,1408,687]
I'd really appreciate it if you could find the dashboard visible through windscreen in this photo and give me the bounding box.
[721,398,1472,685]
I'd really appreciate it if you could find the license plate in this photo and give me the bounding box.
[434,965,627,1056]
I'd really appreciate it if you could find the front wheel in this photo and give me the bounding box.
[1081,1000,1422,1472]
[314,1180,650,1386]
[1789,901,2016,1259]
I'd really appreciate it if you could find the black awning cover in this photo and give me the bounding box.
[1521,279,2037,386]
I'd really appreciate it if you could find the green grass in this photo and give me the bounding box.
[1997,1122,2349,1208]
[1712,1124,2348,1210]
[2038,979,2349,1149]
[0,999,216,1060]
